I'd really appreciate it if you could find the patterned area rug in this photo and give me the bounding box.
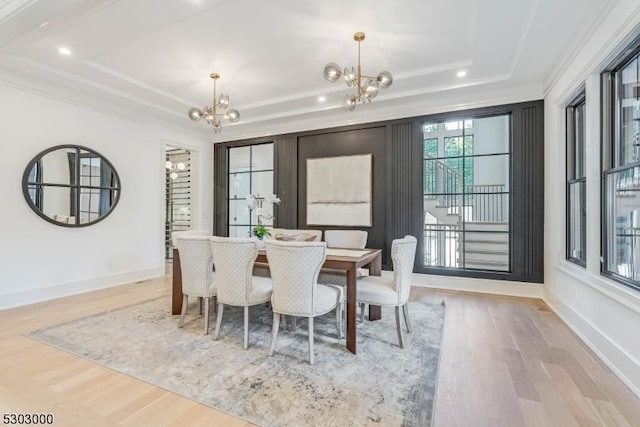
[27,296,445,427]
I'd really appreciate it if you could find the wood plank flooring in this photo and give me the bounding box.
[0,271,638,426]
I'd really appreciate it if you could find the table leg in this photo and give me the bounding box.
[368,251,382,321]
[368,252,382,276]
[346,266,357,354]
[172,248,183,315]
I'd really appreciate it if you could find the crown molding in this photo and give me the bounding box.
[0,67,210,142]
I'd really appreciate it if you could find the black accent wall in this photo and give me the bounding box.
[297,127,389,267]
[214,100,545,283]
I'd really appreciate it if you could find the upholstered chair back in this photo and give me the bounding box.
[210,237,258,306]
[171,229,211,247]
[324,230,368,249]
[176,235,214,297]
[391,235,417,305]
[266,228,322,242]
[266,240,326,316]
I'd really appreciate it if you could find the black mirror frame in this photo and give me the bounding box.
[22,144,122,228]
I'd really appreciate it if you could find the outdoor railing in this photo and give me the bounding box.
[615,227,640,281]
[423,224,460,267]
[467,184,507,222]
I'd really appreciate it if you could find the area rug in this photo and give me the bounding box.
[27,296,445,427]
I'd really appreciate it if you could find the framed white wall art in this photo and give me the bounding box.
[306,153,372,226]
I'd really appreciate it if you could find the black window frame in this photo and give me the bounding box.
[420,114,512,274]
[227,142,275,237]
[601,38,640,291]
[566,93,587,267]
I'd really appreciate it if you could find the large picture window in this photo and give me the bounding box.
[422,115,510,272]
[603,48,640,289]
[227,143,274,238]
[566,95,587,265]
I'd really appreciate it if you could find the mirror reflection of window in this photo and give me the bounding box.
[23,145,120,227]
[27,160,43,209]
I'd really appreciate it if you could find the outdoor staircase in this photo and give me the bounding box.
[423,197,461,225]
[463,222,509,271]
[423,189,510,271]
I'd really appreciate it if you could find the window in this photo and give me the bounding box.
[566,95,587,265]
[422,115,510,271]
[227,143,274,237]
[603,48,640,289]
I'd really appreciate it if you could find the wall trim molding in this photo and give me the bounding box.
[544,288,640,399]
[407,271,544,298]
[214,87,544,143]
[0,266,164,311]
[555,262,640,314]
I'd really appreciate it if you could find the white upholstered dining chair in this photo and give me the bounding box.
[173,229,212,315]
[175,235,217,334]
[319,230,368,302]
[356,235,417,348]
[266,240,343,365]
[210,237,273,349]
[171,229,211,247]
[266,228,322,242]
[324,230,368,249]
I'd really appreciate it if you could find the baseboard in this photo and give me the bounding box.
[0,266,164,311]
[408,271,543,299]
[544,289,640,398]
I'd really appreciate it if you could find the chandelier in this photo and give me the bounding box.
[187,73,240,133]
[323,32,393,111]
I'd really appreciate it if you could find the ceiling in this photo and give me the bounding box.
[0,0,616,142]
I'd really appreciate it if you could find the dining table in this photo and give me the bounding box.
[172,246,383,354]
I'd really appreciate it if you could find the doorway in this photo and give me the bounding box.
[165,146,192,259]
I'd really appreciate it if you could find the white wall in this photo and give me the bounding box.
[544,0,640,397]
[0,84,211,309]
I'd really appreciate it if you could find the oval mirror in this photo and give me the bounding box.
[22,145,121,227]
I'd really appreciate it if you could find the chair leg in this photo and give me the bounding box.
[204,297,210,335]
[308,316,315,365]
[291,316,297,331]
[213,302,224,340]
[268,312,280,356]
[359,303,365,323]
[280,314,286,329]
[402,303,412,333]
[178,295,188,328]
[243,306,249,350]
[198,297,203,315]
[336,301,343,339]
[395,306,405,348]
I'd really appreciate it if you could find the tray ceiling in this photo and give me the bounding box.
[0,0,615,141]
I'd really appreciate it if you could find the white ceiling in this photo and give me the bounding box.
[0,0,616,142]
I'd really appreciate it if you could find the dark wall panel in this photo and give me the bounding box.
[387,122,424,267]
[274,137,298,229]
[215,100,545,283]
[213,143,227,236]
[512,102,545,282]
[297,127,388,267]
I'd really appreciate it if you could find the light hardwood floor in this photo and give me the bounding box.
[1,272,638,427]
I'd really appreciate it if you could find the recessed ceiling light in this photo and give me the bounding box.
[457,70,467,78]
[318,96,326,102]
[39,21,48,28]
[58,46,72,56]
